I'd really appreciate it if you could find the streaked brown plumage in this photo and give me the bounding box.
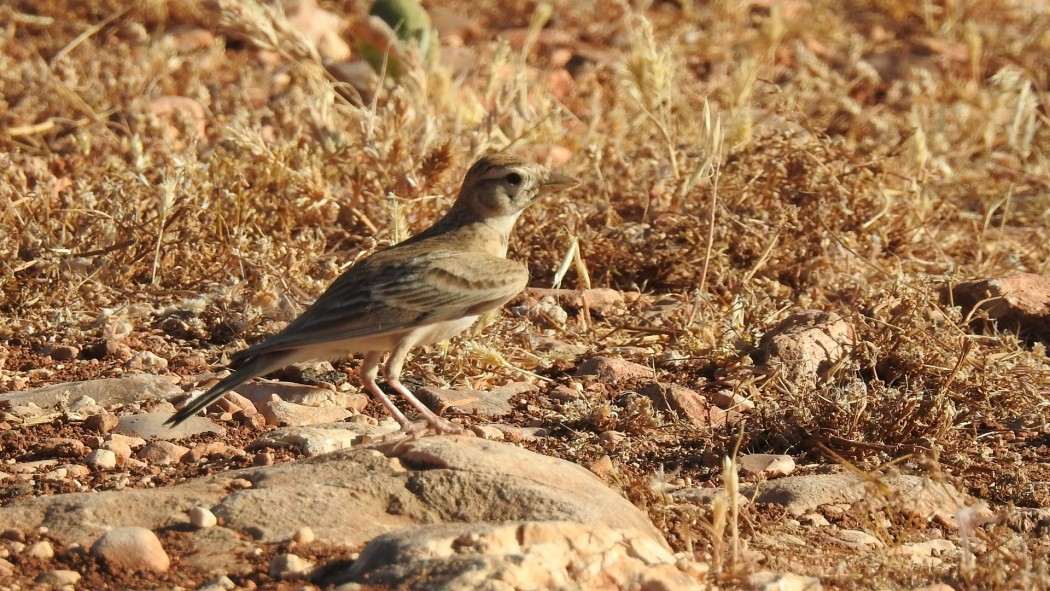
[167,153,578,434]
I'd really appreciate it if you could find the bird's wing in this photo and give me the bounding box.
[231,250,528,361]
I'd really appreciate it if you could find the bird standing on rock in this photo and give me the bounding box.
[167,153,579,436]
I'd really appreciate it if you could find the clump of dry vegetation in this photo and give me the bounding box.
[2,0,1049,588]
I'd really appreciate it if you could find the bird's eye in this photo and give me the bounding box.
[505,172,523,185]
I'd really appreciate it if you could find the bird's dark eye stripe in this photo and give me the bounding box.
[505,172,523,185]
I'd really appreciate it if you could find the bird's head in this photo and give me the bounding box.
[455,153,579,218]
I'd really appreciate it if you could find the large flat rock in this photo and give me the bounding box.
[332,521,698,590]
[0,375,181,409]
[0,436,667,550]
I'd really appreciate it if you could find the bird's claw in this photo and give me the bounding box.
[380,417,466,443]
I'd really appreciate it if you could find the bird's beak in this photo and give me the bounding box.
[540,171,580,194]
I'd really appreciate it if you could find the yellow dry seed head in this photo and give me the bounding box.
[721,455,741,566]
[216,0,282,55]
[709,495,726,575]
[521,2,553,60]
[158,173,178,215]
[729,56,758,146]
[149,173,181,284]
[648,464,677,496]
[384,192,409,244]
[455,86,488,128]
[470,309,502,335]
[461,340,551,382]
[622,13,673,114]
[483,41,512,106]
[507,348,545,371]
[906,106,930,175]
[997,73,1038,159]
[422,56,454,117]
[760,3,785,52]
[129,134,147,173]
[965,19,983,83]
[225,124,329,202]
[225,124,271,161]
[216,0,354,130]
[679,100,724,200]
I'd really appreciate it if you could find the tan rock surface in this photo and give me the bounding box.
[417,381,536,419]
[0,436,667,549]
[0,375,181,410]
[117,412,224,440]
[755,310,854,390]
[947,273,1050,340]
[749,473,969,524]
[335,521,698,590]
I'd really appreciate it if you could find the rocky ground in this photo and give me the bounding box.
[2,0,1050,589]
[2,280,1049,590]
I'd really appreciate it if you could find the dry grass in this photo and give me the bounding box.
[2,0,1050,588]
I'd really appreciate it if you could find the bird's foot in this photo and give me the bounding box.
[376,420,469,451]
[377,416,466,443]
[403,417,467,440]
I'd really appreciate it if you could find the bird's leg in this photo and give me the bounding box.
[385,376,464,435]
[360,350,413,431]
[384,348,463,434]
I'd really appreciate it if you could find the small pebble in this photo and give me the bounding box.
[108,433,146,448]
[0,529,25,542]
[48,345,80,361]
[102,440,133,461]
[85,449,118,469]
[25,540,54,559]
[587,455,614,479]
[184,442,233,463]
[42,468,69,481]
[63,464,91,478]
[598,430,627,448]
[85,413,120,434]
[188,506,217,529]
[292,526,315,544]
[36,569,81,586]
[801,512,830,527]
[228,478,253,490]
[31,438,89,459]
[469,425,504,440]
[91,526,170,572]
[200,575,236,590]
[136,441,190,465]
[125,350,169,372]
[269,553,314,580]
[69,395,103,416]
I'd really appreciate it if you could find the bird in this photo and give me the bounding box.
[166,153,579,435]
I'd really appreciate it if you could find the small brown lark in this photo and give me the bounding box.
[167,153,578,435]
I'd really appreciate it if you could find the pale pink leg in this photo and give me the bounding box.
[385,344,462,434]
[360,350,412,430]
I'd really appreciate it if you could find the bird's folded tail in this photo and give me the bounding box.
[165,352,293,427]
